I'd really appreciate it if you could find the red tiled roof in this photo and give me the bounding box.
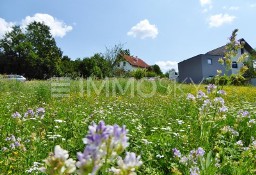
[123,55,150,68]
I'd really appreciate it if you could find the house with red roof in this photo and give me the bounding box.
[116,55,150,71]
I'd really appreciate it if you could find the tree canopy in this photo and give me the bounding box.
[0,22,62,79]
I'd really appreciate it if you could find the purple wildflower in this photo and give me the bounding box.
[197,90,206,99]
[200,99,211,111]
[217,90,226,95]
[223,126,239,136]
[14,141,21,147]
[11,135,16,142]
[77,121,131,175]
[214,97,225,105]
[206,84,217,94]
[24,109,34,118]
[5,137,11,141]
[179,156,188,165]
[190,167,200,175]
[187,93,195,100]
[10,143,15,149]
[12,112,22,119]
[172,148,181,158]
[120,152,142,169]
[219,105,228,113]
[240,111,249,117]
[36,108,45,117]
[235,140,243,147]
[196,147,205,157]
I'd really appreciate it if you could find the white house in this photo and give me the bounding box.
[116,55,149,71]
[168,69,179,81]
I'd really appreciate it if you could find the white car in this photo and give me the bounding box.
[6,75,26,82]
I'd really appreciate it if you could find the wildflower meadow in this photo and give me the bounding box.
[0,78,256,174]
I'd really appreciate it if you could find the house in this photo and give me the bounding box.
[116,55,150,71]
[168,69,179,81]
[178,38,255,83]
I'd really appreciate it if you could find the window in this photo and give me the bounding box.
[207,58,212,65]
[253,60,256,69]
[123,62,126,66]
[232,61,238,68]
[241,48,244,55]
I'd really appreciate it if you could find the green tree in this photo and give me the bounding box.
[0,22,63,79]
[25,21,62,79]
[0,25,31,74]
[148,64,163,75]
[104,43,130,76]
[78,53,110,78]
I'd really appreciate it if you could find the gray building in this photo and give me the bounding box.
[178,39,254,84]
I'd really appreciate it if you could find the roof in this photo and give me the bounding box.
[122,55,150,68]
[206,38,254,56]
[206,45,226,56]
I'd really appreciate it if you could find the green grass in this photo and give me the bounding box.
[0,78,256,174]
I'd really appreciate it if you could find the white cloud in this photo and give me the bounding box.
[21,13,72,38]
[127,19,158,39]
[208,13,236,28]
[200,0,212,6]
[223,6,240,10]
[155,61,178,73]
[0,18,14,39]
[200,0,213,13]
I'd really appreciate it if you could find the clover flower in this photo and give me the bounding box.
[36,107,45,118]
[221,126,239,136]
[179,156,189,165]
[172,148,181,158]
[190,166,200,175]
[12,112,22,119]
[240,110,250,117]
[248,119,256,127]
[24,109,34,118]
[12,108,45,120]
[219,105,228,113]
[196,147,205,157]
[206,84,217,94]
[217,90,226,95]
[173,147,207,174]
[251,141,256,148]
[197,90,206,99]
[187,93,195,100]
[235,140,243,147]
[40,145,76,174]
[76,121,131,175]
[5,135,22,150]
[110,152,142,175]
[214,97,225,105]
[200,99,211,112]
[25,162,42,174]
[1,147,8,151]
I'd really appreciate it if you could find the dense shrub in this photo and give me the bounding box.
[130,69,146,79]
[204,75,248,86]
[229,74,248,86]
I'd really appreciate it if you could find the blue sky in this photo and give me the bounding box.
[1,0,256,72]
